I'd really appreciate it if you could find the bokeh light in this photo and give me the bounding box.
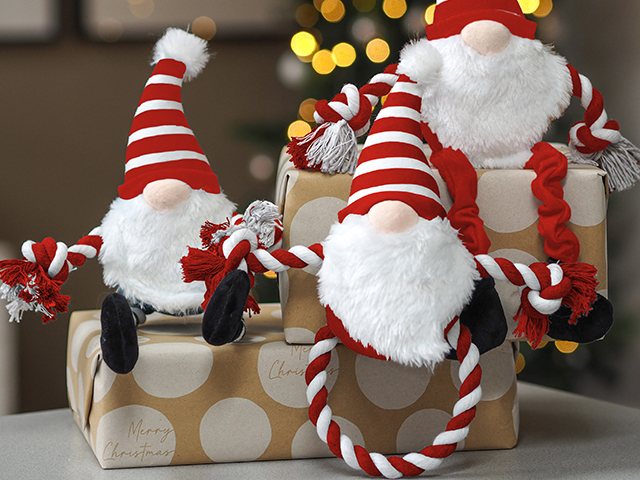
[425,4,436,25]
[515,353,526,374]
[352,17,377,43]
[249,154,275,181]
[128,0,154,19]
[296,3,319,27]
[555,341,579,354]
[518,0,540,15]
[366,38,390,63]
[353,0,376,13]
[192,16,216,41]
[291,31,318,57]
[263,271,278,280]
[321,0,346,23]
[97,18,123,42]
[382,0,407,19]
[533,0,553,18]
[312,49,336,74]
[332,42,356,67]
[299,98,318,122]
[288,120,312,140]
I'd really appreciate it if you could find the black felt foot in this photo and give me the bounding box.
[547,294,614,343]
[446,276,507,360]
[100,293,139,374]
[202,269,250,346]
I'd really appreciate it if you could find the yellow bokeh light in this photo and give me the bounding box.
[263,270,278,280]
[533,0,553,18]
[312,49,336,74]
[528,340,548,349]
[299,98,318,122]
[296,3,320,27]
[515,353,526,374]
[288,120,312,140]
[129,0,154,19]
[291,31,318,58]
[555,341,579,354]
[321,0,346,23]
[192,16,217,41]
[425,4,436,25]
[518,0,540,15]
[366,38,390,63]
[332,42,356,67]
[314,0,325,10]
[353,0,375,13]
[382,0,407,19]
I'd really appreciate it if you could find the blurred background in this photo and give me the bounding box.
[0,0,639,415]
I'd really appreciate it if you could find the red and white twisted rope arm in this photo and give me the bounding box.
[0,228,102,323]
[288,65,401,174]
[567,65,640,191]
[567,65,621,156]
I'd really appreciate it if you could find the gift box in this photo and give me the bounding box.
[67,304,519,469]
[275,145,608,344]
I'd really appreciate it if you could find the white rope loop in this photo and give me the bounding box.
[306,320,481,478]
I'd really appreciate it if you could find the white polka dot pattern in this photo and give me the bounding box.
[132,343,213,398]
[70,320,101,372]
[289,196,346,247]
[67,306,519,468]
[396,409,462,454]
[450,342,515,402]
[292,418,364,458]
[258,341,339,408]
[477,169,540,233]
[95,405,176,468]
[200,398,271,462]
[355,355,431,410]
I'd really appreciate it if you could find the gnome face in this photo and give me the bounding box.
[402,1,573,168]
[318,204,479,369]
[99,186,234,316]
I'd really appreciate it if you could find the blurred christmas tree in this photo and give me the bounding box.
[270,0,639,398]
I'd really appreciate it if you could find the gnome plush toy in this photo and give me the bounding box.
[0,28,236,374]
[290,0,634,347]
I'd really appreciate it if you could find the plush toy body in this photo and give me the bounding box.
[0,28,237,374]
[289,0,636,348]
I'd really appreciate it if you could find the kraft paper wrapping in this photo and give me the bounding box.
[275,145,608,344]
[67,304,518,469]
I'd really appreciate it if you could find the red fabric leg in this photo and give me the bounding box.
[525,143,580,262]
[429,147,491,256]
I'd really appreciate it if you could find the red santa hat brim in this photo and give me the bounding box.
[425,0,537,40]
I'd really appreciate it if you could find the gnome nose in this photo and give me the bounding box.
[143,179,192,212]
[461,20,512,56]
[368,201,419,234]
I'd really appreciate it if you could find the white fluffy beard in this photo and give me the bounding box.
[318,214,479,368]
[99,190,235,314]
[419,35,572,168]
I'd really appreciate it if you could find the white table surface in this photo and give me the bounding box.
[1,382,639,480]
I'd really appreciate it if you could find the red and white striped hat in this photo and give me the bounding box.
[338,74,446,222]
[425,0,537,40]
[118,28,220,200]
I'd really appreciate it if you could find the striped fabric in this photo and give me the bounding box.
[338,74,446,222]
[118,58,220,200]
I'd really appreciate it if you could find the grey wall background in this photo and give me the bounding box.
[1,0,639,413]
